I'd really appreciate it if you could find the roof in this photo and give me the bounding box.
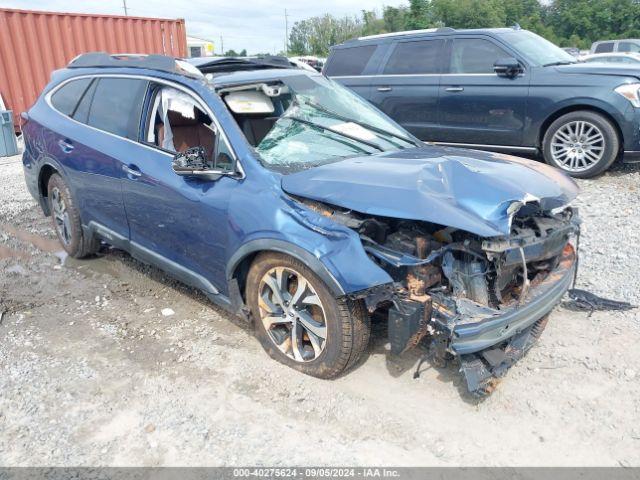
[340,26,518,46]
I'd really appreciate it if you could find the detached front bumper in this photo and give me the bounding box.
[450,247,576,355]
[438,246,577,396]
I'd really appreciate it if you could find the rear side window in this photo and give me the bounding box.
[51,78,92,116]
[618,42,640,53]
[383,40,443,74]
[450,38,509,74]
[72,79,98,124]
[324,45,377,76]
[88,78,148,139]
[594,42,614,53]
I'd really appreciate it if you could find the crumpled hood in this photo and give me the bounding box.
[555,62,640,79]
[281,146,579,238]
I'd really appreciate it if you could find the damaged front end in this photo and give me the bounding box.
[299,197,580,397]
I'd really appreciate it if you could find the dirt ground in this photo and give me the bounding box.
[1,153,639,466]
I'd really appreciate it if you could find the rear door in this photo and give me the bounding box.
[436,36,529,146]
[46,76,146,241]
[367,38,444,140]
[324,44,379,100]
[74,77,149,243]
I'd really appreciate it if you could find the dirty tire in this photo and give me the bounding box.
[246,252,370,379]
[47,173,99,258]
[542,110,619,178]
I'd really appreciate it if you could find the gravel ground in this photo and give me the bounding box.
[1,153,639,466]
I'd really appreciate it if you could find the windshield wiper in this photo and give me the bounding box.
[301,100,423,148]
[282,116,384,152]
[542,61,576,67]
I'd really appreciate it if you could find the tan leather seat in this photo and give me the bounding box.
[162,109,215,160]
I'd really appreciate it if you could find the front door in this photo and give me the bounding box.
[121,83,238,293]
[368,38,443,141]
[436,37,530,146]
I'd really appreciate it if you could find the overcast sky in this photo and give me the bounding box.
[2,0,407,54]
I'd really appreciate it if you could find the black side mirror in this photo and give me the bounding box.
[172,146,225,181]
[494,57,523,78]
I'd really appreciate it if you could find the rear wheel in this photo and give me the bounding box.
[542,111,619,178]
[246,252,370,378]
[47,173,99,258]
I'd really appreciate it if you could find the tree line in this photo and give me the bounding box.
[288,0,640,57]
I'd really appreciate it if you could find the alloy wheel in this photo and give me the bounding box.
[257,267,327,362]
[550,120,605,172]
[51,186,71,246]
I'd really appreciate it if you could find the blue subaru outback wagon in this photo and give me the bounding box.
[22,53,580,396]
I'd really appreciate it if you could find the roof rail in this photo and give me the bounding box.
[68,52,203,78]
[356,26,454,41]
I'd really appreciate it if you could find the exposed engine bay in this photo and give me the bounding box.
[296,196,580,396]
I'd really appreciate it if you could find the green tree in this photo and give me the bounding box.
[405,0,431,29]
[548,0,640,47]
[361,9,386,36]
[382,6,409,32]
[431,0,506,29]
[289,14,362,56]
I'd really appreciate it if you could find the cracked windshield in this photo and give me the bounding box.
[223,75,418,171]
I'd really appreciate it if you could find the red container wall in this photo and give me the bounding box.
[0,8,187,130]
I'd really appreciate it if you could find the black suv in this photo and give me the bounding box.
[324,27,640,178]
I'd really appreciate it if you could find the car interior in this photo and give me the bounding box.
[221,84,292,147]
[147,86,217,164]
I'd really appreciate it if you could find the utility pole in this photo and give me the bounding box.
[284,8,289,55]
[122,0,128,16]
[220,35,224,55]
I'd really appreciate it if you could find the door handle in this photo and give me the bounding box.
[377,86,392,92]
[57,139,74,153]
[122,164,142,177]
[445,86,464,92]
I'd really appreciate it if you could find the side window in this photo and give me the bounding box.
[88,78,148,140]
[146,85,221,168]
[594,42,614,53]
[383,39,443,74]
[72,79,98,124]
[50,78,92,116]
[324,45,377,76]
[619,42,640,53]
[450,39,510,74]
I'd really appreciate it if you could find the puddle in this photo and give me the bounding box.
[0,222,125,277]
[1,223,63,253]
[63,254,123,278]
[0,245,29,260]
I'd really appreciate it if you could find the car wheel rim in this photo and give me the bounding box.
[258,267,327,363]
[51,187,71,246]
[550,120,605,172]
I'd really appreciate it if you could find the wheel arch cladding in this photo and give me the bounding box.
[539,105,623,150]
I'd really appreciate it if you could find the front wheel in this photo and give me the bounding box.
[542,111,619,178]
[246,252,370,379]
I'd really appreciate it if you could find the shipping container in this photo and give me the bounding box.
[0,8,187,131]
